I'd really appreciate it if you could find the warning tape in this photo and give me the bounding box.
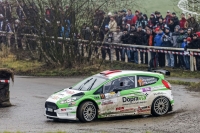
[79,44,200,56]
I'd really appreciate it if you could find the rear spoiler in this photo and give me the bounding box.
[148,69,170,76]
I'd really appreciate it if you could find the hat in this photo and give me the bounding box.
[155,28,160,32]
[175,25,180,30]
[187,37,192,41]
[151,13,155,16]
[196,32,200,37]
[165,27,170,30]
[172,12,176,15]
[108,12,112,16]
[167,10,170,13]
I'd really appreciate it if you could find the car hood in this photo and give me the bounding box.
[46,88,83,103]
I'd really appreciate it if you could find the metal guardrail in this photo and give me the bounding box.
[0,31,200,71]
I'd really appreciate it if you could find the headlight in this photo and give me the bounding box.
[60,96,82,104]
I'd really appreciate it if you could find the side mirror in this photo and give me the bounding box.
[113,88,122,93]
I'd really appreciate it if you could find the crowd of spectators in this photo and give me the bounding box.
[85,9,200,70]
[0,0,200,70]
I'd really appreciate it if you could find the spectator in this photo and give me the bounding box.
[102,25,112,60]
[135,25,146,64]
[131,10,139,25]
[121,28,130,62]
[177,28,188,68]
[143,14,148,27]
[125,23,130,32]
[125,9,133,25]
[156,18,165,30]
[171,12,179,26]
[128,24,137,63]
[135,13,147,29]
[148,13,156,28]
[155,12,163,24]
[182,37,191,70]
[164,10,172,25]
[154,28,164,67]
[168,19,176,32]
[116,11,123,27]
[146,29,153,46]
[172,25,180,68]
[113,26,123,61]
[189,34,200,70]
[185,17,199,33]
[162,27,174,68]
[179,13,187,29]
[108,16,117,32]
[103,12,111,28]
[187,28,193,38]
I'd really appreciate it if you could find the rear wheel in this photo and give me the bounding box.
[152,96,170,116]
[78,101,97,122]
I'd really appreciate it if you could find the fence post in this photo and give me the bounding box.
[190,51,194,71]
[147,49,151,67]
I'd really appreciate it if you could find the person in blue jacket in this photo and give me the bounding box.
[154,28,165,67]
[59,20,71,38]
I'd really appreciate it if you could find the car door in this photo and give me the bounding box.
[97,79,121,116]
[125,75,159,114]
[98,76,136,117]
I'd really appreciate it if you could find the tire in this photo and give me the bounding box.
[77,101,97,122]
[151,96,170,116]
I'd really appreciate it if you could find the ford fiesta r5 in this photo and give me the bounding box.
[45,70,174,122]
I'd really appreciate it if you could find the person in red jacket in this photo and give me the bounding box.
[131,10,139,25]
[179,13,187,29]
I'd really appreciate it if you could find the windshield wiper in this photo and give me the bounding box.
[78,78,93,90]
[87,79,97,91]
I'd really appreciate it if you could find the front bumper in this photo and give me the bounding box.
[45,107,78,120]
[45,101,78,120]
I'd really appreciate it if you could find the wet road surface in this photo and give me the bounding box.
[0,76,200,133]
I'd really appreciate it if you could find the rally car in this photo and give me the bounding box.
[45,70,174,122]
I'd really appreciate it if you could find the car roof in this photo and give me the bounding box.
[98,70,162,79]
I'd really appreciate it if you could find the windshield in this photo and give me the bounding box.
[71,76,107,91]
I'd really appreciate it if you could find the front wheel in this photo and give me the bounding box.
[151,96,170,116]
[78,101,97,122]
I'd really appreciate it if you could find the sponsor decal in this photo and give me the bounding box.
[122,96,146,105]
[151,85,165,90]
[122,96,146,102]
[138,77,158,86]
[120,108,136,112]
[51,95,60,100]
[138,106,151,113]
[66,90,75,94]
[154,92,165,95]
[142,87,151,92]
[116,107,124,111]
[101,100,113,105]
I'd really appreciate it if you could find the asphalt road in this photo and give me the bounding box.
[0,76,200,133]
